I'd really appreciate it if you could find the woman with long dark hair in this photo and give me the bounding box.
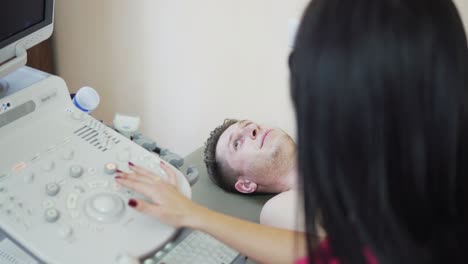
[290,0,468,263]
[116,0,468,263]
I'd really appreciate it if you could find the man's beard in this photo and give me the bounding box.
[262,135,296,177]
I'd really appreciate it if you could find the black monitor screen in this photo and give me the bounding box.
[0,0,52,48]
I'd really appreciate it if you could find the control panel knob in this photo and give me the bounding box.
[42,161,55,172]
[104,163,118,175]
[45,208,60,223]
[94,196,116,213]
[46,183,60,196]
[62,149,75,160]
[69,165,84,178]
[85,193,125,223]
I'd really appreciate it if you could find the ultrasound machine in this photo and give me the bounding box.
[0,1,244,263]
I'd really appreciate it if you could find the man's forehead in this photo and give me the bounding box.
[216,119,256,161]
[216,121,242,159]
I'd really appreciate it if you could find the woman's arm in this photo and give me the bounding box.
[189,203,306,264]
[115,162,306,264]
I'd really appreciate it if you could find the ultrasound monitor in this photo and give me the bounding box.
[0,0,54,94]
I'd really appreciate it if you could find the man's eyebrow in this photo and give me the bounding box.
[239,120,252,128]
[227,120,251,150]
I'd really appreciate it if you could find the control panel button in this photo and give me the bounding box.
[42,199,55,209]
[0,172,9,180]
[23,172,34,183]
[106,140,115,150]
[88,167,97,176]
[115,253,140,264]
[67,193,79,209]
[69,165,84,178]
[46,183,60,196]
[154,252,164,259]
[87,181,109,189]
[58,225,73,239]
[104,163,117,175]
[26,209,33,216]
[72,111,85,121]
[73,185,86,194]
[163,243,173,251]
[45,208,60,223]
[46,145,56,153]
[62,149,75,160]
[143,259,156,264]
[42,161,55,172]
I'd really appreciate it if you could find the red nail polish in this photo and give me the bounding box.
[128,199,138,207]
[116,169,123,173]
[115,176,122,179]
[128,162,135,167]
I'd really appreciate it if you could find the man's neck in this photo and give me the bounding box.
[260,164,297,193]
[275,165,297,192]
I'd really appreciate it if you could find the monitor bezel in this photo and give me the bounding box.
[0,0,54,64]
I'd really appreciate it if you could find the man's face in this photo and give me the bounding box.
[216,120,296,192]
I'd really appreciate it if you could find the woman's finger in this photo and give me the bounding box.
[129,162,172,182]
[126,198,165,221]
[116,170,160,185]
[127,162,157,178]
[160,161,178,187]
[116,177,161,199]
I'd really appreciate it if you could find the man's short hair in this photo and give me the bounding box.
[204,119,239,192]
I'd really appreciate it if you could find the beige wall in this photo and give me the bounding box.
[455,0,468,32]
[53,0,309,156]
[53,1,468,156]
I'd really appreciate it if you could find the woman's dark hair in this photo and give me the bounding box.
[289,0,468,263]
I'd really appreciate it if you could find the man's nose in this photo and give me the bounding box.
[244,125,258,139]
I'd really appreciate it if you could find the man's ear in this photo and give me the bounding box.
[234,178,258,194]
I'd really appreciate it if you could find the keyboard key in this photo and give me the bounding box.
[156,230,238,264]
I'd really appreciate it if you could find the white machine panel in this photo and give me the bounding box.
[0,76,191,263]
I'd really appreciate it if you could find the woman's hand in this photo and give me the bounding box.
[115,161,200,228]
[116,162,307,264]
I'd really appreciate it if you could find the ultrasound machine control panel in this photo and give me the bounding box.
[0,75,191,264]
